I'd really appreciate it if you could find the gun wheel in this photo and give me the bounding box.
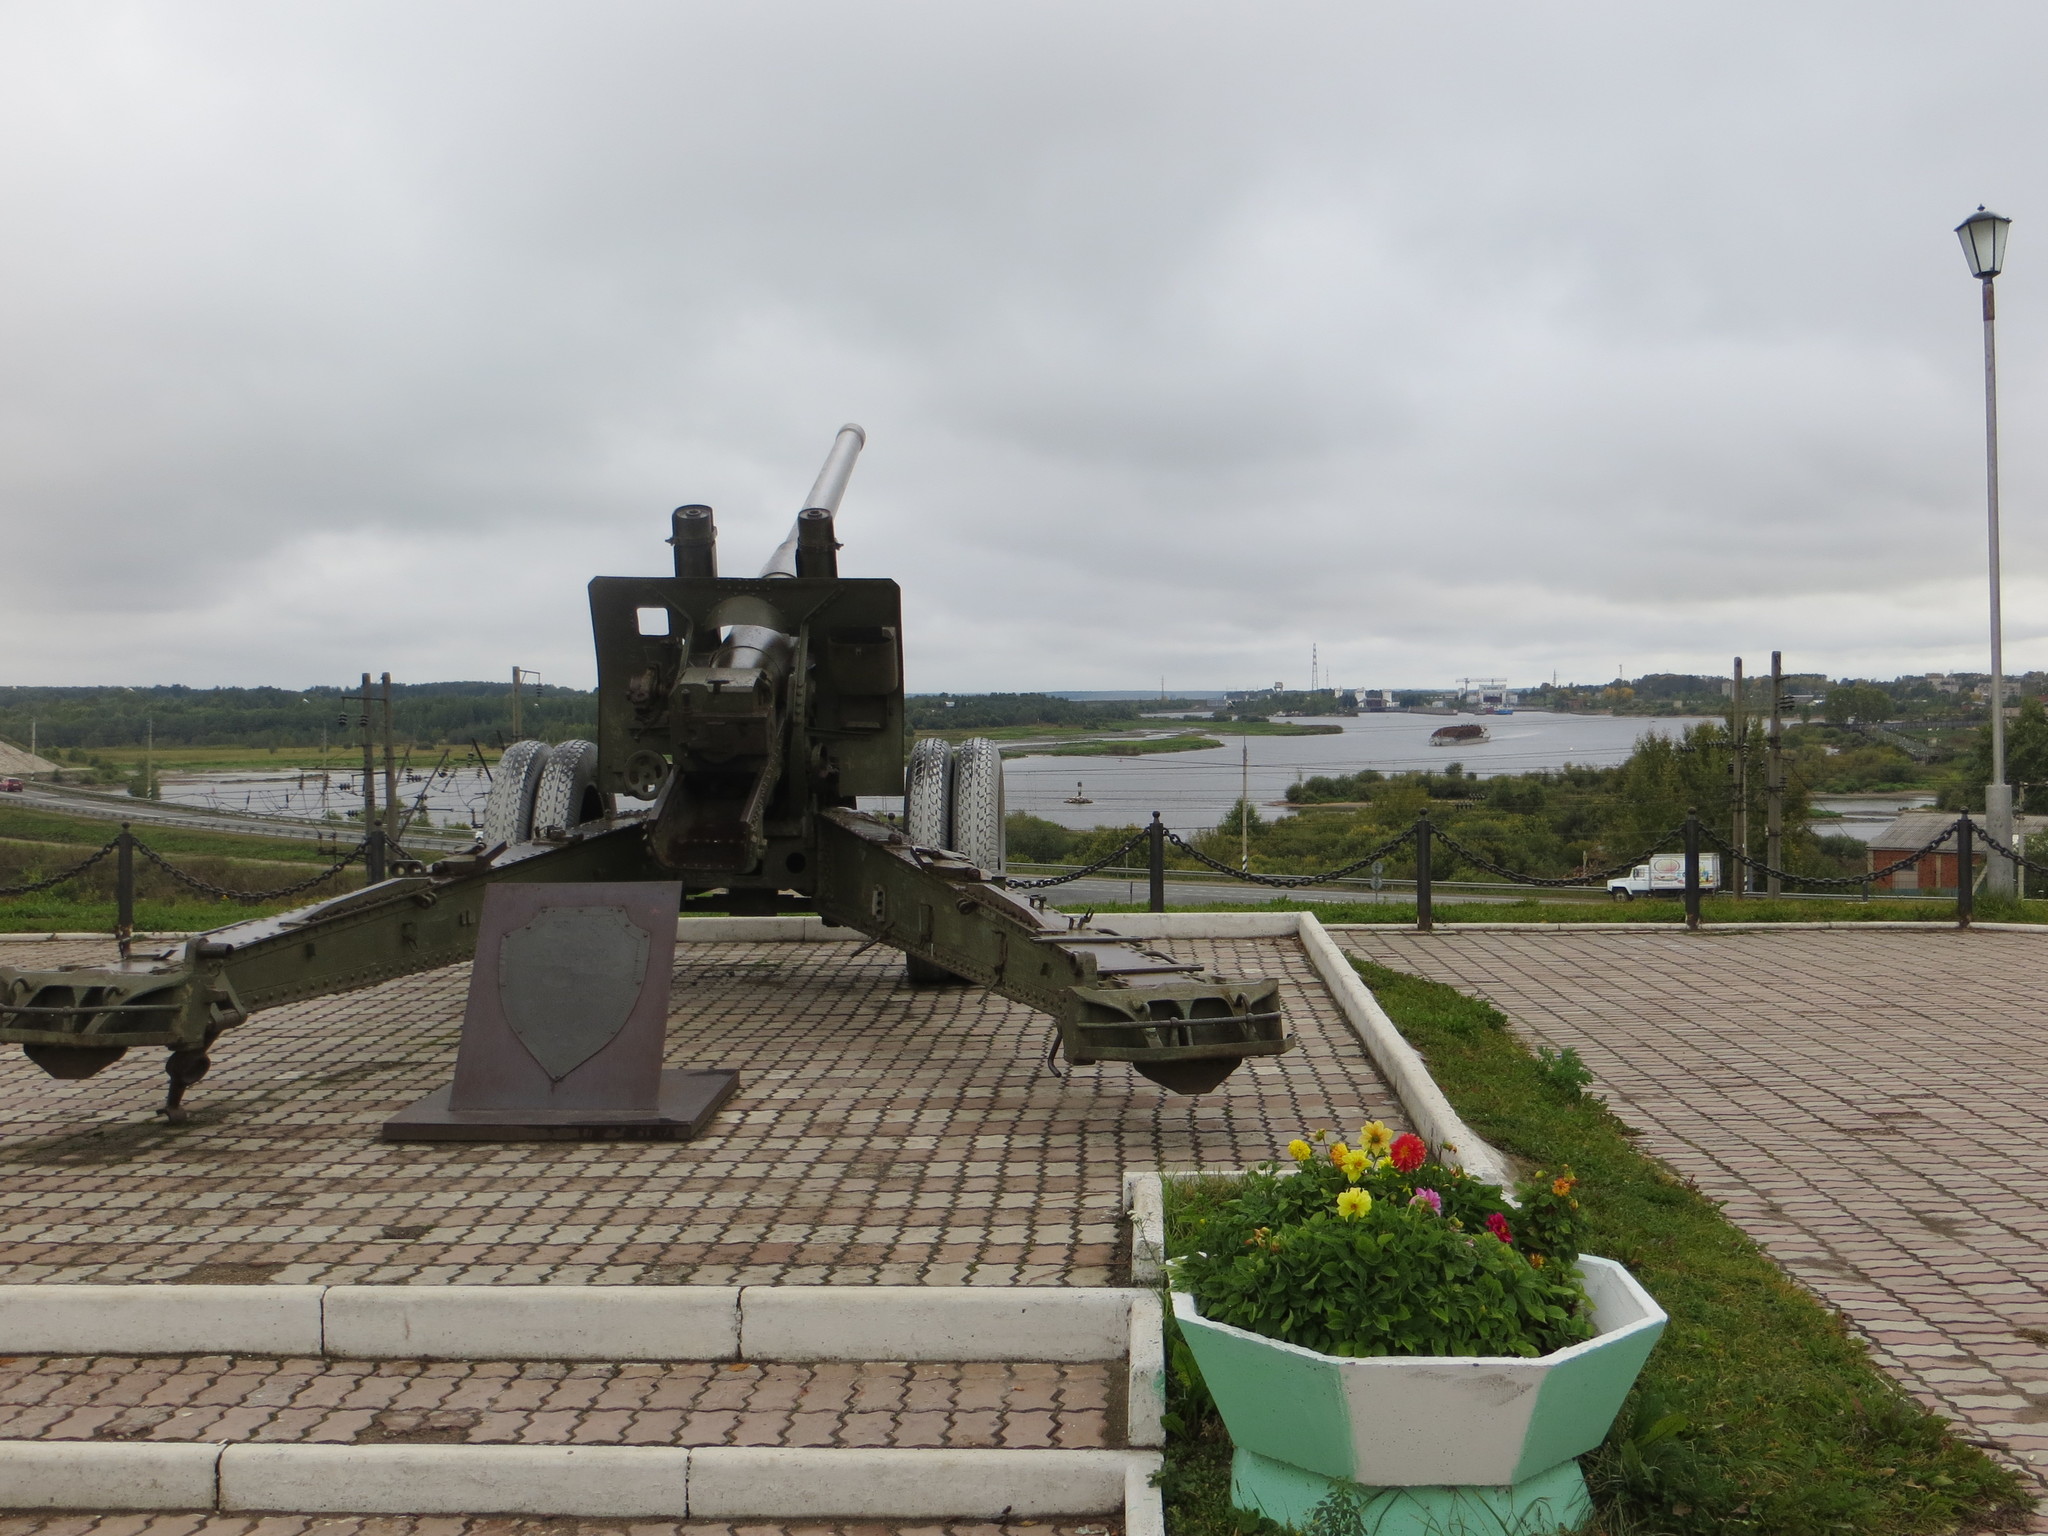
[480,740,551,847]
[949,737,1005,875]
[531,739,611,837]
[904,737,952,849]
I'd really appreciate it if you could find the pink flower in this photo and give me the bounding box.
[1486,1211,1513,1244]
[1389,1133,1427,1173]
[1409,1188,1442,1214]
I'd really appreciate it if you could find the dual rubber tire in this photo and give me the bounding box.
[479,740,612,846]
[901,736,1005,984]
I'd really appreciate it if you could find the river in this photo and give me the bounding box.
[1001,710,1720,831]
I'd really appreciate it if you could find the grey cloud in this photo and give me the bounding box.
[3,1,2046,692]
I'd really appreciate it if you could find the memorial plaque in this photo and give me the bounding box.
[382,880,738,1142]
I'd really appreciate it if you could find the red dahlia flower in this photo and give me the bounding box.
[1389,1133,1427,1173]
[1486,1211,1513,1244]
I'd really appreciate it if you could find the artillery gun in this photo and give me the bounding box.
[0,427,1291,1121]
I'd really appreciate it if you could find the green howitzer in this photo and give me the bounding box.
[0,427,1291,1120]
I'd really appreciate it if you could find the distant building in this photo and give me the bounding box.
[1864,810,2048,894]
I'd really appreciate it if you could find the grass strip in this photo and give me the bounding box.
[1154,957,2029,1535]
[1072,894,2048,924]
[0,802,353,864]
[1037,734,1225,757]
[0,897,297,934]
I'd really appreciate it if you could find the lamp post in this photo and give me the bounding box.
[1958,206,2016,896]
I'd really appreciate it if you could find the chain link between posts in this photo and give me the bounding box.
[130,836,367,903]
[1160,825,1420,888]
[0,838,122,897]
[996,829,1153,889]
[1699,822,1961,889]
[1428,825,1689,888]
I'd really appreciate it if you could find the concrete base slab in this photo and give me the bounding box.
[380,1068,739,1141]
[1231,1447,1591,1535]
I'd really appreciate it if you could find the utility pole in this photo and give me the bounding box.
[1730,658,1747,896]
[1239,737,1251,872]
[380,673,399,849]
[1766,651,1785,898]
[358,673,382,883]
[143,718,153,801]
[511,666,522,738]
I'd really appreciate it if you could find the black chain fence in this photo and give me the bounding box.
[1160,825,1420,889]
[997,829,1153,889]
[1700,822,1960,890]
[0,837,121,898]
[1428,825,1688,889]
[131,836,366,904]
[0,829,365,906]
[991,811,1990,908]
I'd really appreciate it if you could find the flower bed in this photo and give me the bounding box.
[1168,1128,1665,1535]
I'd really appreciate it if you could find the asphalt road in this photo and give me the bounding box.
[0,782,471,850]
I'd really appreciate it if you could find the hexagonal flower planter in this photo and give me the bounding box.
[1173,1255,1666,1536]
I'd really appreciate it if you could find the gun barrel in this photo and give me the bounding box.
[763,424,865,578]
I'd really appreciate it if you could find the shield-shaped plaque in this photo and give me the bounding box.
[496,905,652,1081]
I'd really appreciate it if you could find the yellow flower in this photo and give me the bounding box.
[1287,1139,1314,1163]
[1340,1149,1371,1182]
[1329,1142,1351,1166]
[1552,1175,1576,1197]
[1336,1188,1372,1220]
[1359,1121,1394,1158]
[1530,1253,1546,1268]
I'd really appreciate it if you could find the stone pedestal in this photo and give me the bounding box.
[383,881,738,1142]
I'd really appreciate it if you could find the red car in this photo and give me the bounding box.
[0,778,23,792]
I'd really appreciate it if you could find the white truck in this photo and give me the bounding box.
[1607,851,1721,900]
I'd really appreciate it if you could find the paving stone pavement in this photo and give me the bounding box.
[1342,926,2048,1509]
[0,936,1401,1286]
[0,1355,1115,1450]
[0,1520,1119,1536]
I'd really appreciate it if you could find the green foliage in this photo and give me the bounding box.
[1003,812,1081,864]
[0,682,596,752]
[1343,957,2028,1534]
[905,693,1208,731]
[1534,1044,1597,1100]
[1173,1148,1592,1360]
[1040,733,1221,757]
[1824,682,1895,725]
[1939,694,2048,811]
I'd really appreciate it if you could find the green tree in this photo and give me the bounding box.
[1940,695,2048,811]
[1822,683,1893,725]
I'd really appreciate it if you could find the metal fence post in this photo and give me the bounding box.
[1415,814,1433,932]
[1148,812,1166,913]
[1683,809,1702,932]
[1957,814,1974,928]
[116,824,135,959]
[366,822,386,885]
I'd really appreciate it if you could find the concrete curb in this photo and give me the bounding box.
[1323,920,2048,933]
[0,1285,325,1355]
[0,1283,1145,1362]
[1296,913,1513,1187]
[1124,1291,1166,1449]
[0,1441,223,1510]
[0,1440,1159,1519]
[1123,1170,1167,1285]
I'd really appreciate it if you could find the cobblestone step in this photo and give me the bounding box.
[0,1358,1119,1451]
[0,1518,1121,1536]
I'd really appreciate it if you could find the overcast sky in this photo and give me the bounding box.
[4,3,2047,694]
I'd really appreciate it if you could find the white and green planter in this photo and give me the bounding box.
[1172,1255,1667,1536]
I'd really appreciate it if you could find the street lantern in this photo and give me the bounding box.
[1957,207,2011,279]
[1958,205,2017,894]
